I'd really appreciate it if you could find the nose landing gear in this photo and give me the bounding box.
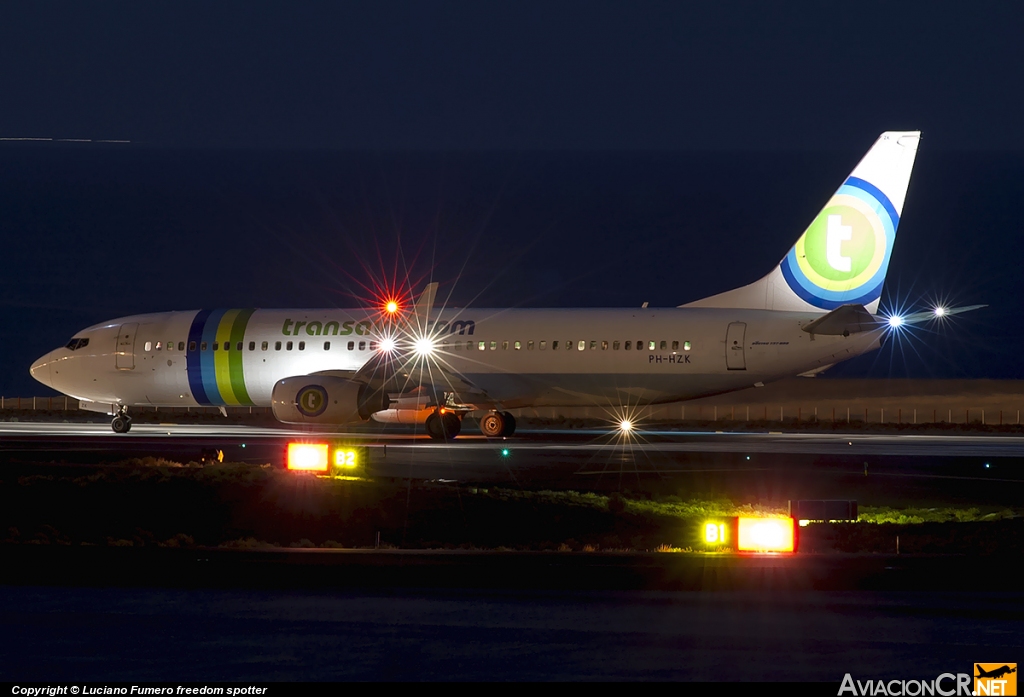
[111,407,132,433]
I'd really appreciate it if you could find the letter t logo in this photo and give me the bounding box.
[826,214,853,272]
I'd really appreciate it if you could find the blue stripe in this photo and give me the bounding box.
[186,310,211,404]
[200,308,226,404]
[844,176,900,230]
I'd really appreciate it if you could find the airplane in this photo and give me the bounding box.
[976,665,1016,680]
[29,130,980,439]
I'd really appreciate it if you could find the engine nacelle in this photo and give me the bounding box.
[271,376,390,425]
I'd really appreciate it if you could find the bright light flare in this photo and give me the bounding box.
[887,315,904,328]
[737,517,795,553]
[413,336,436,356]
[287,443,329,472]
[385,300,399,314]
[378,337,396,353]
[619,420,633,433]
[933,306,946,317]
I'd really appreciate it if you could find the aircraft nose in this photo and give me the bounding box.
[30,353,53,388]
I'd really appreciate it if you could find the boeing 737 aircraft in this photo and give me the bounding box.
[30,131,973,439]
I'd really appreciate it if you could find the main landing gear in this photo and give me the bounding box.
[425,409,462,441]
[111,407,132,434]
[479,410,516,438]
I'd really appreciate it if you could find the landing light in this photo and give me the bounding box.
[619,420,633,433]
[379,337,396,353]
[385,300,399,314]
[413,336,436,356]
[933,306,946,317]
[887,315,904,328]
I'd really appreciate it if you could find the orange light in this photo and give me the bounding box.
[737,517,795,553]
[287,443,329,472]
[385,300,399,314]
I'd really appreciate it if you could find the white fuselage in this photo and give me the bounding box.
[30,306,881,411]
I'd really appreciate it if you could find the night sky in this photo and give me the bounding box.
[2,2,1022,394]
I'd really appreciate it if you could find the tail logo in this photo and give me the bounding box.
[780,176,899,310]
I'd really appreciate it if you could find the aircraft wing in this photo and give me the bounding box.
[351,345,490,403]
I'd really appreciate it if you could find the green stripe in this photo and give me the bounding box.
[228,308,256,406]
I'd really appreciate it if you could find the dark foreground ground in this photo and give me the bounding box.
[1,580,1019,681]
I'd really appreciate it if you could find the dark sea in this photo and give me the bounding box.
[0,144,1018,396]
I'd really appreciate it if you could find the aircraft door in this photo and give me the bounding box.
[726,322,746,370]
[115,323,138,370]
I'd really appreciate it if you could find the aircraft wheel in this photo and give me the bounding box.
[479,411,506,438]
[441,412,462,439]
[500,411,516,437]
[425,411,445,440]
[111,416,130,434]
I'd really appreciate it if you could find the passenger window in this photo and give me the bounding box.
[188,341,196,351]
[502,341,508,350]
[490,341,496,350]
[527,341,534,350]
[672,341,679,351]
[324,341,331,350]
[648,341,656,350]
[613,341,620,350]
[165,341,172,351]
[540,341,546,350]
[636,340,643,350]
[660,340,667,350]
[144,341,152,352]
[684,341,692,351]
[237,342,243,351]
[155,341,162,351]
[178,342,185,351]
[286,341,293,350]
[589,340,596,350]
[625,341,631,350]
[566,341,572,350]
[214,342,220,351]
[601,341,608,350]
[455,342,461,350]
[478,341,485,351]
[261,341,268,351]
[552,341,559,350]
[441,340,449,349]
[514,341,521,350]
[370,341,378,351]
[347,341,354,350]
[467,341,474,350]
[578,340,585,351]
[275,341,282,350]
[201,342,208,351]
[224,342,230,352]
[359,341,366,350]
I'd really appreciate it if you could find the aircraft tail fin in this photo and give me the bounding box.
[684,131,921,314]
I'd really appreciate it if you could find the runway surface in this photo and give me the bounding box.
[5,420,1024,456]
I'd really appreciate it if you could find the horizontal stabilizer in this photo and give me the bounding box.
[801,304,880,336]
[898,304,987,323]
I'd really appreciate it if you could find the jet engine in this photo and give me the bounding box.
[271,376,390,425]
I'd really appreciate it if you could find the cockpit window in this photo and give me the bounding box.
[64,338,89,351]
